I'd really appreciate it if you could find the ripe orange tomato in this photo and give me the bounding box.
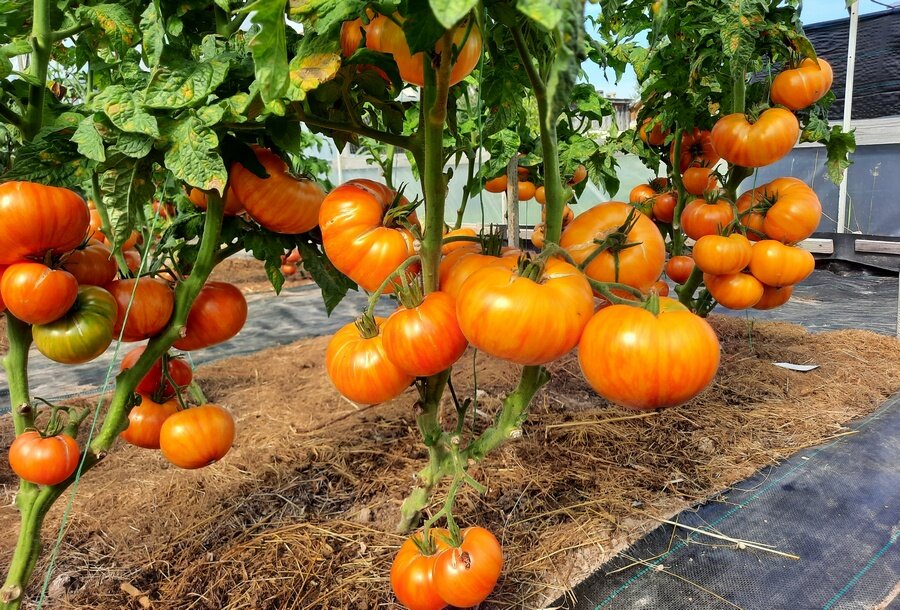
[680,198,735,240]
[736,177,822,243]
[173,282,247,351]
[121,395,180,449]
[0,265,7,312]
[188,186,245,216]
[516,166,530,179]
[651,279,670,296]
[666,256,695,284]
[8,431,80,486]
[433,527,503,608]
[340,17,366,57]
[771,58,833,111]
[281,262,298,277]
[578,301,720,410]
[692,233,752,275]
[754,284,794,310]
[369,15,481,87]
[159,404,235,469]
[120,346,193,399]
[440,249,520,299]
[748,240,814,287]
[107,278,174,342]
[710,108,799,168]
[442,227,477,254]
[319,179,419,292]
[671,128,719,173]
[1,262,78,325]
[534,186,546,205]
[382,292,468,377]
[0,181,90,264]
[391,529,450,610]
[568,164,588,186]
[531,224,545,249]
[683,166,718,196]
[62,240,117,287]
[484,175,508,193]
[561,201,666,293]
[518,181,536,201]
[230,147,325,234]
[703,272,764,309]
[639,118,668,146]
[456,257,594,365]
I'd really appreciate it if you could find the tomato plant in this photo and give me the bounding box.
[120,347,193,400]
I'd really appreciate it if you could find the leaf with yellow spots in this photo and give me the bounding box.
[77,4,138,58]
[287,52,342,100]
[144,57,230,110]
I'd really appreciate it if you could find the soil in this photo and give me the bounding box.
[0,316,899,610]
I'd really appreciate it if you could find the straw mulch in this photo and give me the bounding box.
[0,315,898,610]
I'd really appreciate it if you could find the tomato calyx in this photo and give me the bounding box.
[30,397,89,439]
[354,313,381,339]
[394,273,425,309]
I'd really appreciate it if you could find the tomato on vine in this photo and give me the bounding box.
[682,166,718,196]
[665,256,695,284]
[748,240,815,287]
[173,282,247,351]
[390,529,450,610]
[62,240,118,287]
[32,286,118,364]
[0,263,78,325]
[159,404,235,469]
[120,346,193,400]
[8,431,80,486]
[433,527,504,608]
[0,182,89,265]
[770,57,833,111]
[121,395,180,450]
[754,284,794,310]
[692,234,752,276]
[671,128,719,173]
[680,197,735,240]
[188,186,245,216]
[106,278,174,342]
[710,108,800,168]
[736,177,822,243]
[703,272,764,309]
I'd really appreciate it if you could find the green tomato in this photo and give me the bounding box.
[33,285,117,364]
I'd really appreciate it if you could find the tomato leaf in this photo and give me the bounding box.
[402,3,446,55]
[116,132,155,159]
[516,0,563,29]
[287,33,342,100]
[428,0,477,28]
[244,0,288,102]
[296,239,357,314]
[158,114,227,194]
[72,116,106,163]
[139,3,166,68]
[3,131,91,188]
[92,85,159,137]
[144,56,231,109]
[76,3,138,61]
[824,126,856,185]
[288,0,368,34]
[99,153,155,250]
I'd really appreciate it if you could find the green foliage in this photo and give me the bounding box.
[244,0,289,102]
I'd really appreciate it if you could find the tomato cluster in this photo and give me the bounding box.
[391,526,503,610]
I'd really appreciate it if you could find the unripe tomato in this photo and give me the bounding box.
[748,240,815,287]
[711,108,799,168]
[62,240,117,287]
[0,182,89,265]
[107,278,174,342]
[9,431,80,486]
[32,286,118,364]
[391,529,450,610]
[121,395,179,449]
[680,198,735,240]
[665,255,695,284]
[0,262,78,325]
[382,292,468,377]
[693,233,752,275]
[173,282,247,351]
[578,301,720,410]
[433,527,503,608]
[771,58,833,111]
[703,272,764,309]
[120,346,194,399]
[160,404,235,469]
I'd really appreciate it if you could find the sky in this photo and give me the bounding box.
[585,0,892,99]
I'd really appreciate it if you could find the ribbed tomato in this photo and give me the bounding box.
[639,118,668,146]
[692,233,752,275]
[8,431,80,486]
[62,240,117,286]
[683,166,718,196]
[736,177,822,243]
[433,527,503,608]
[703,272,764,309]
[0,262,78,325]
[440,249,519,299]
[368,14,481,87]
[173,282,247,351]
[326,316,414,404]
[754,284,794,310]
[456,257,594,365]
[188,186,245,216]
[121,395,179,449]
[771,58,833,111]
[32,286,117,364]
[710,108,799,168]
[560,201,666,292]
[120,346,194,399]
[680,198,735,240]
[748,240,815,287]
[391,529,450,610]
[578,300,720,410]
[442,227,477,254]
[159,404,235,469]
[319,179,419,292]
[230,147,325,234]
[665,256,695,284]
[107,278,174,342]
[382,291,468,377]
[671,128,719,173]
[484,176,507,193]
[0,265,7,312]
[0,182,89,264]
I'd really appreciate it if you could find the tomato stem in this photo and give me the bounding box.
[364,255,421,318]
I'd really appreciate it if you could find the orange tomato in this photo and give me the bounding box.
[188,186,245,216]
[748,240,815,287]
[484,175,508,193]
[106,278,174,342]
[433,527,503,608]
[683,166,718,196]
[736,177,822,243]
[173,282,247,351]
[710,108,799,168]
[382,292,468,377]
[680,198,735,240]
[771,58,833,111]
[754,284,794,310]
[692,233,753,275]
[671,128,719,173]
[8,431,80,486]
[62,240,117,287]
[442,227,477,254]
[391,529,450,610]
[665,255,695,284]
[639,118,668,146]
[0,263,78,325]
[0,182,89,265]
[159,404,235,469]
[518,181,536,201]
[121,395,179,449]
[703,272,764,309]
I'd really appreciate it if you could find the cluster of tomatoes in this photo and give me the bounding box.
[391,526,503,610]
[635,57,832,311]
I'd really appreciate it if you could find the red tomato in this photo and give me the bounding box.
[680,198,735,240]
[561,201,666,293]
[120,346,194,399]
[382,292,468,377]
[391,529,450,610]
[319,179,419,292]
[281,263,298,277]
[456,257,594,365]
[107,278,175,342]
[326,316,414,404]
[173,282,247,351]
[683,166,718,196]
[665,255,695,284]
[286,248,302,264]
[710,108,799,168]
[754,284,794,310]
[671,128,719,173]
[692,233,752,275]
[123,249,142,274]
[62,240,117,286]
[159,404,235,469]
[639,118,668,146]
[651,279,670,296]
[0,182,89,264]
[121,395,180,449]
[188,186,245,216]
[0,262,78,325]
[230,147,325,234]
[8,431,80,486]
[736,177,822,243]
[578,301,720,410]
[651,192,677,223]
[703,272,765,309]
[771,58,833,111]
[433,527,503,608]
[748,240,815,287]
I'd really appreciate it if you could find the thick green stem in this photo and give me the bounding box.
[90,172,130,276]
[383,144,395,190]
[3,314,34,435]
[453,150,476,230]
[732,72,747,115]
[0,487,60,610]
[294,104,417,153]
[21,0,51,140]
[675,265,703,309]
